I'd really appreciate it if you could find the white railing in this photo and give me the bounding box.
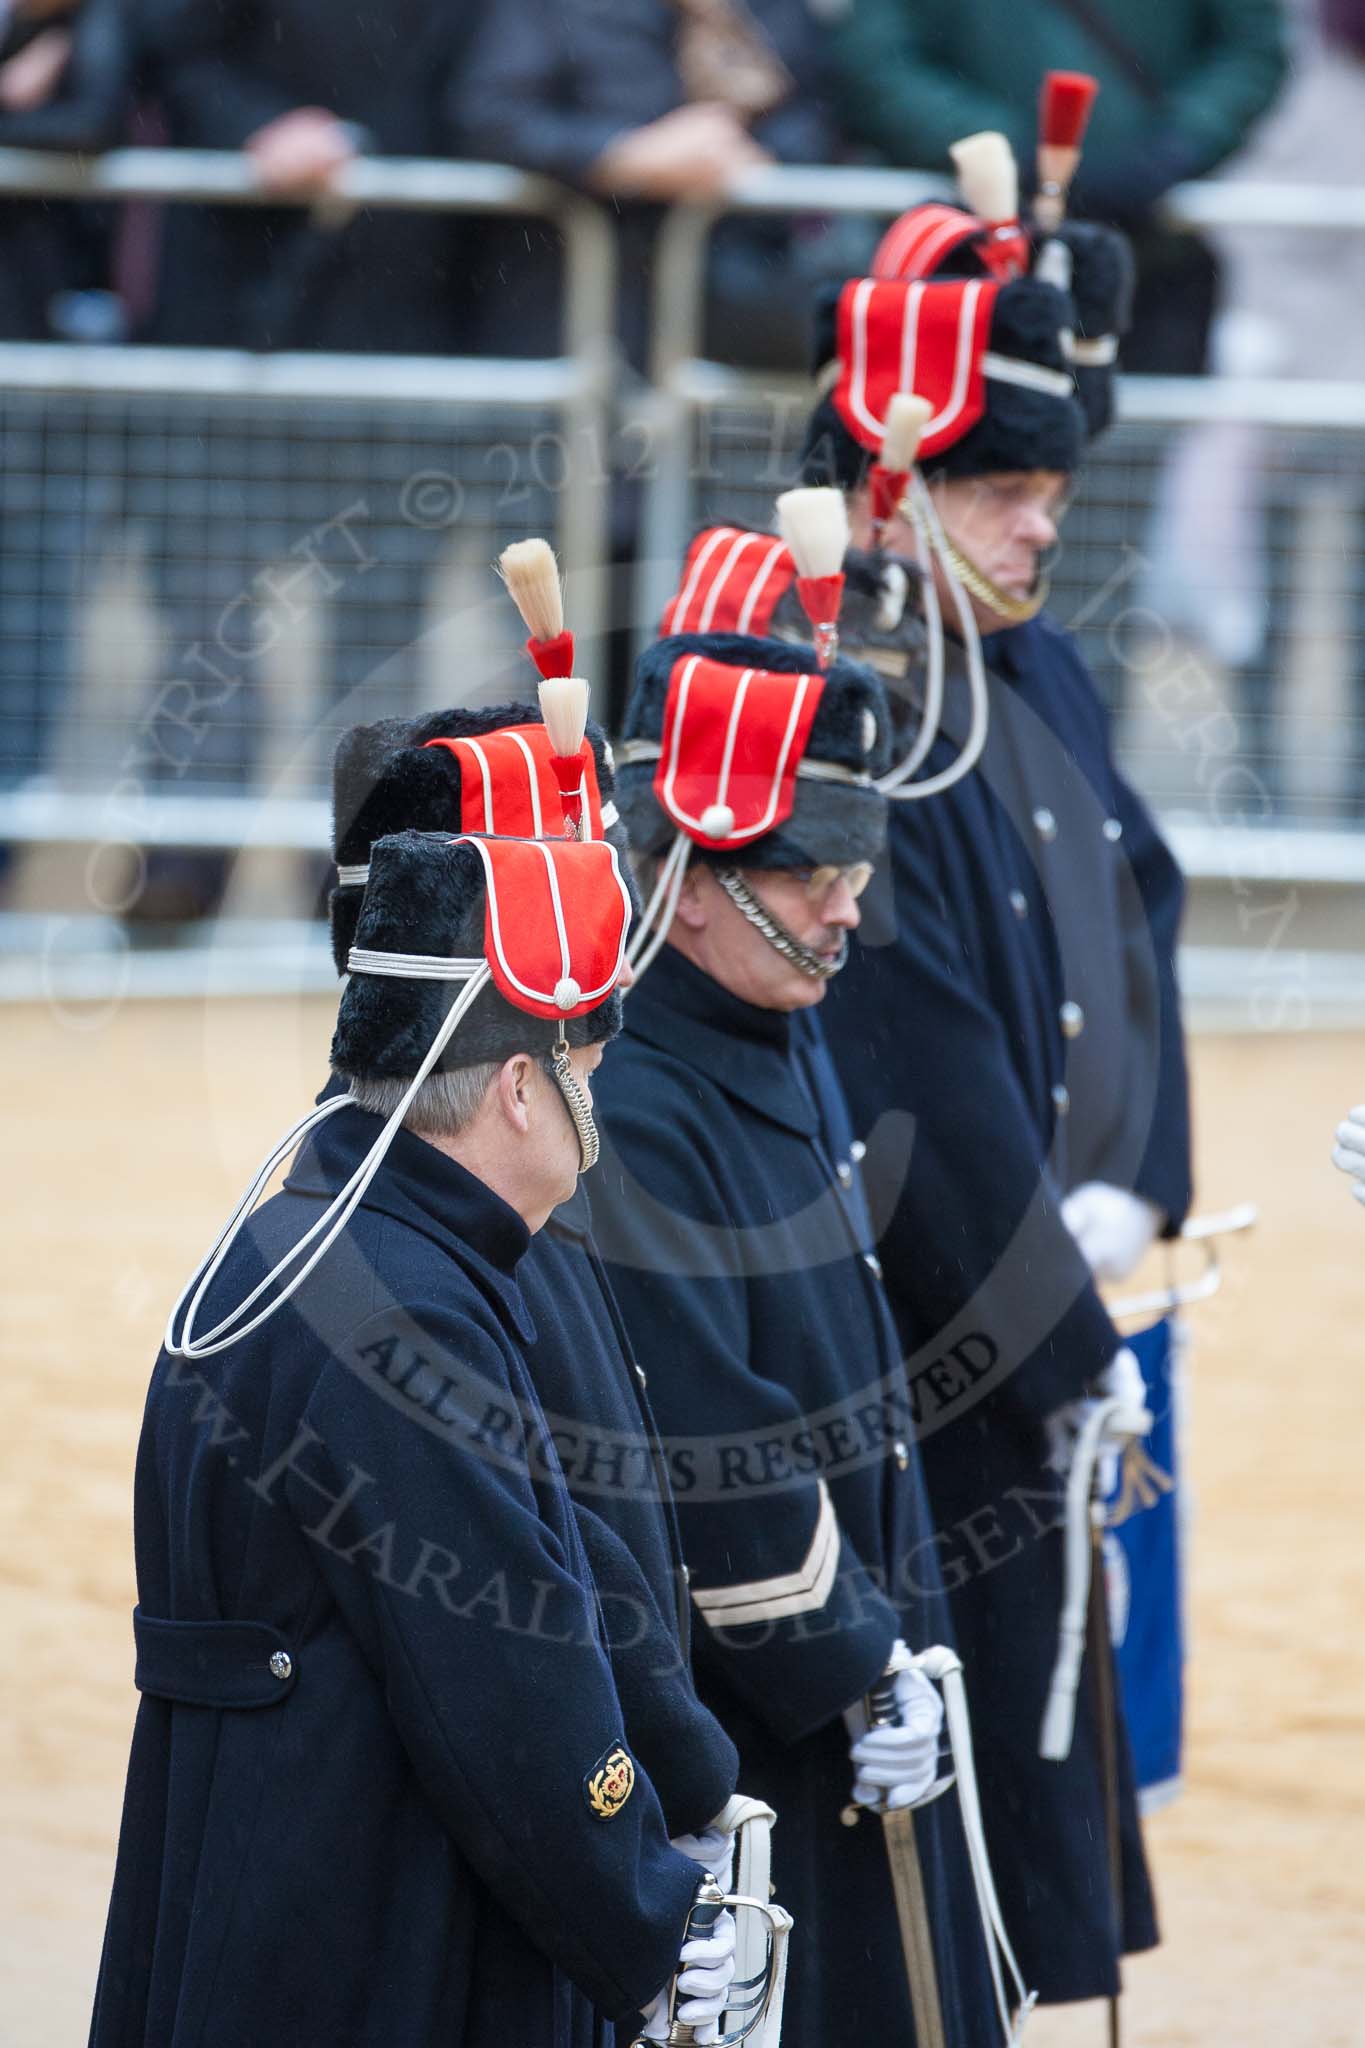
[0,150,1363,929]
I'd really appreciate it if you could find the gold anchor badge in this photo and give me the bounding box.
[586,1745,635,1820]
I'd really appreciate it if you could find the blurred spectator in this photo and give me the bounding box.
[0,0,134,797]
[118,0,482,920]
[448,0,842,369]
[1181,0,1365,812]
[0,0,132,339]
[829,0,1289,372]
[137,0,476,352]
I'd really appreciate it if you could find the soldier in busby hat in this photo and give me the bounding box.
[587,612,1017,2047]
[90,821,743,2047]
[801,157,1193,2014]
[325,548,744,1873]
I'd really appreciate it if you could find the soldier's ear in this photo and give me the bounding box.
[672,863,712,933]
[496,1053,535,1135]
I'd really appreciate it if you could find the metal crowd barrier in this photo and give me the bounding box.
[0,148,616,859]
[0,151,1363,1004]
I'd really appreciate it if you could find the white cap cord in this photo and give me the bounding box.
[164,962,492,1360]
[625,825,691,982]
[880,474,990,801]
[875,510,945,792]
[912,1646,1037,2044]
[1039,1394,1126,1763]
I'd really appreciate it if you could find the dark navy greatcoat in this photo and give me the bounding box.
[524,1186,740,1834]
[822,612,1192,2004]
[90,1107,699,2048]
[316,1070,738,1842]
[591,947,1001,2048]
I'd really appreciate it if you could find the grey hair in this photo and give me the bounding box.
[345,1061,501,1140]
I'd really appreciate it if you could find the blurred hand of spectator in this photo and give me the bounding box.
[588,100,772,202]
[245,107,356,199]
[0,26,72,110]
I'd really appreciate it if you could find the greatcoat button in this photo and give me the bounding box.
[850,1139,866,1163]
[269,1650,292,1682]
[1008,889,1029,919]
[635,1365,647,1389]
[893,1440,911,1472]
[837,1161,853,1188]
[1052,1083,1071,1116]
[1059,1001,1085,1039]
[1103,816,1123,842]
[1032,807,1057,842]
[864,1252,883,1280]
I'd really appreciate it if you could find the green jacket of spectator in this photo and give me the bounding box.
[830,0,1289,217]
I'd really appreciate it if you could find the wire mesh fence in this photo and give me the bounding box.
[0,383,575,800]
[664,402,1365,830]
[0,153,1362,1006]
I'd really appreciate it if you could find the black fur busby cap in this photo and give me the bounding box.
[329,701,626,975]
[618,631,891,871]
[1050,220,1134,439]
[801,276,1087,491]
[768,543,929,693]
[331,831,624,1082]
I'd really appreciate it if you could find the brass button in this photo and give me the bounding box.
[864,1252,883,1280]
[635,1365,647,1389]
[893,1440,911,1472]
[1103,817,1123,842]
[269,1650,293,1682]
[1052,1083,1070,1116]
[1060,1001,1085,1039]
[850,1139,867,1163]
[837,1161,853,1188]
[1033,807,1057,842]
[1008,889,1029,919]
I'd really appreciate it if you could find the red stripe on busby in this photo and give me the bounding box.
[662,527,796,638]
[459,834,631,1019]
[832,276,997,460]
[654,654,825,850]
[872,204,983,282]
[424,724,604,841]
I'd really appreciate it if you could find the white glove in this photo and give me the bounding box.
[669,1823,735,1893]
[1061,1181,1163,1282]
[639,1906,737,2045]
[1332,1104,1365,1208]
[1097,1345,1151,1432]
[845,1646,944,1811]
[1043,1346,1152,1491]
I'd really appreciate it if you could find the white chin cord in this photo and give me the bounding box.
[877,507,945,790]
[913,1646,1037,2045]
[164,962,492,1361]
[877,474,989,802]
[626,826,691,984]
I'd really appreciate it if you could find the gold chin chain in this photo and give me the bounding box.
[899,490,1049,625]
[933,530,1049,625]
[551,1033,600,1172]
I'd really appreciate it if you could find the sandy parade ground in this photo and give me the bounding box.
[3,994,1362,2047]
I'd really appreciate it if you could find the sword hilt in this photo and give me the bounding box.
[841,1666,955,1827]
[866,1671,902,1729]
[665,1876,727,2046]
